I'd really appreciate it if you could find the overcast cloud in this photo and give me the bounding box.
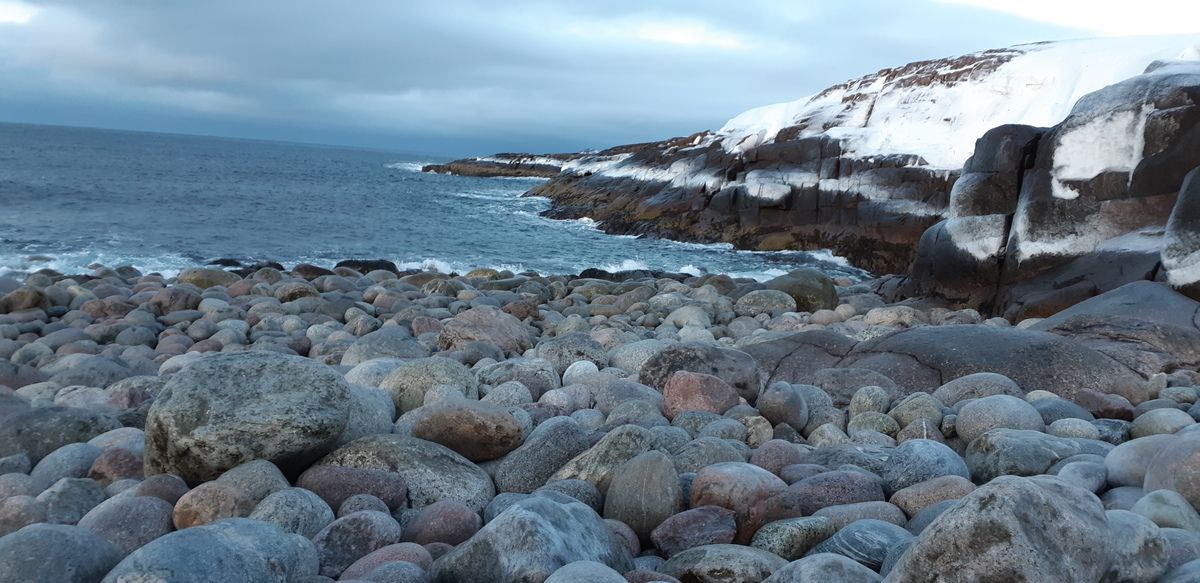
[0,1,1174,156]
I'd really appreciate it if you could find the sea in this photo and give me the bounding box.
[0,123,865,281]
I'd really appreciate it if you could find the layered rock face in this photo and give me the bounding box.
[426,37,1200,315]
[902,59,1200,318]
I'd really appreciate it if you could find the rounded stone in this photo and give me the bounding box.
[399,500,481,546]
[145,352,353,483]
[603,450,682,544]
[1132,408,1196,438]
[0,523,122,583]
[36,477,105,524]
[495,417,591,494]
[78,494,175,556]
[880,439,969,496]
[761,552,882,583]
[1143,434,1200,511]
[660,544,787,583]
[132,473,190,506]
[756,383,810,433]
[661,371,740,419]
[339,494,390,517]
[735,290,797,317]
[956,395,1045,444]
[750,516,835,561]
[690,462,788,544]
[249,487,335,538]
[172,481,254,529]
[313,510,403,578]
[379,357,479,414]
[102,517,319,583]
[650,506,738,558]
[316,435,494,512]
[341,543,433,579]
[296,465,408,512]
[409,399,523,462]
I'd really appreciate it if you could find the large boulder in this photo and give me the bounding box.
[145,352,352,483]
[838,325,1141,400]
[1030,281,1200,376]
[101,518,318,583]
[883,476,1112,582]
[430,496,634,582]
[316,435,494,512]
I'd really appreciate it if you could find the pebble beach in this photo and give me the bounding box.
[2,260,1199,582]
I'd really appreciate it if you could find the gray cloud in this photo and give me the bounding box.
[0,1,1084,155]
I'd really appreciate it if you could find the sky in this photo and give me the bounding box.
[1,0,1198,157]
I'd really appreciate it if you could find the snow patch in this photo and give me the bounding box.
[945,216,1007,261]
[1052,105,1151,182]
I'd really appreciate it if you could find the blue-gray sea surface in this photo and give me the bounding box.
[0,123,864,280]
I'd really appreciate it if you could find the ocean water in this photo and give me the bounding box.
[0,123,866,281]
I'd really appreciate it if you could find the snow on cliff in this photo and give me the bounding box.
[717,35,1200,169]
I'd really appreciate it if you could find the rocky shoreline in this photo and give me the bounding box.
[3,258,1200,581]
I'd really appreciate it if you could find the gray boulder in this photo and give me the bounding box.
[0,406,120,463]
[102,518,319,583]
[660,544,786,583]
[430,496,633,582]
[145,352,352,483]
[317,435,494,512]
[0,523,121,583]
[883,476,1112,582]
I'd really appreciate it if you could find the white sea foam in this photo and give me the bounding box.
[600,259,651,273]
[384,162,434,172]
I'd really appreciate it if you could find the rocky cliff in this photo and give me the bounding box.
[431,36,1200,316]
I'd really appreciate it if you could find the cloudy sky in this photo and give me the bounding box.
[1,1,1197,156]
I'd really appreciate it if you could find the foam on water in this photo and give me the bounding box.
[0,123,870,284]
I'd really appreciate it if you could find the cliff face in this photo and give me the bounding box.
[902,57,1200,318]
[518,37,1200,274]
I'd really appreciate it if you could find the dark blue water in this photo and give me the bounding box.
[0,123,864,280]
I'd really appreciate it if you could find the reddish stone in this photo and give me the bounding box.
[1073,388,1137,421]
[661,371,740,419]
[340,543,433,579]
[88,447,144,485]
[689,462,787,544]
[297,466,408,512]
[749,440,806,476]
[650,506,737,558]
[399,500,480,546]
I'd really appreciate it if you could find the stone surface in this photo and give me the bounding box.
[172,481,254,529]
[313,510,403,578]
[380,357,479,414]
[763,553,882,583]
[690,462,788,544]
[102,517,319,583]
[650,506,738,558]
[249,487,335,539]
[296,465,409,512]
[78,494,176,556]
[429,496,634,582]
[661,371,740,419]
[0,523,122,583]
[660,543,787,583]
[145,352,352,483]
[317,435,493,512]
[0,405,120,463]
[603,450,681,544]
[409,399,523,462]
[495,417,591,494]
[883,476,1113,582]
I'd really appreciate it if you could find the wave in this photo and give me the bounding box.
[384,162,434,172]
